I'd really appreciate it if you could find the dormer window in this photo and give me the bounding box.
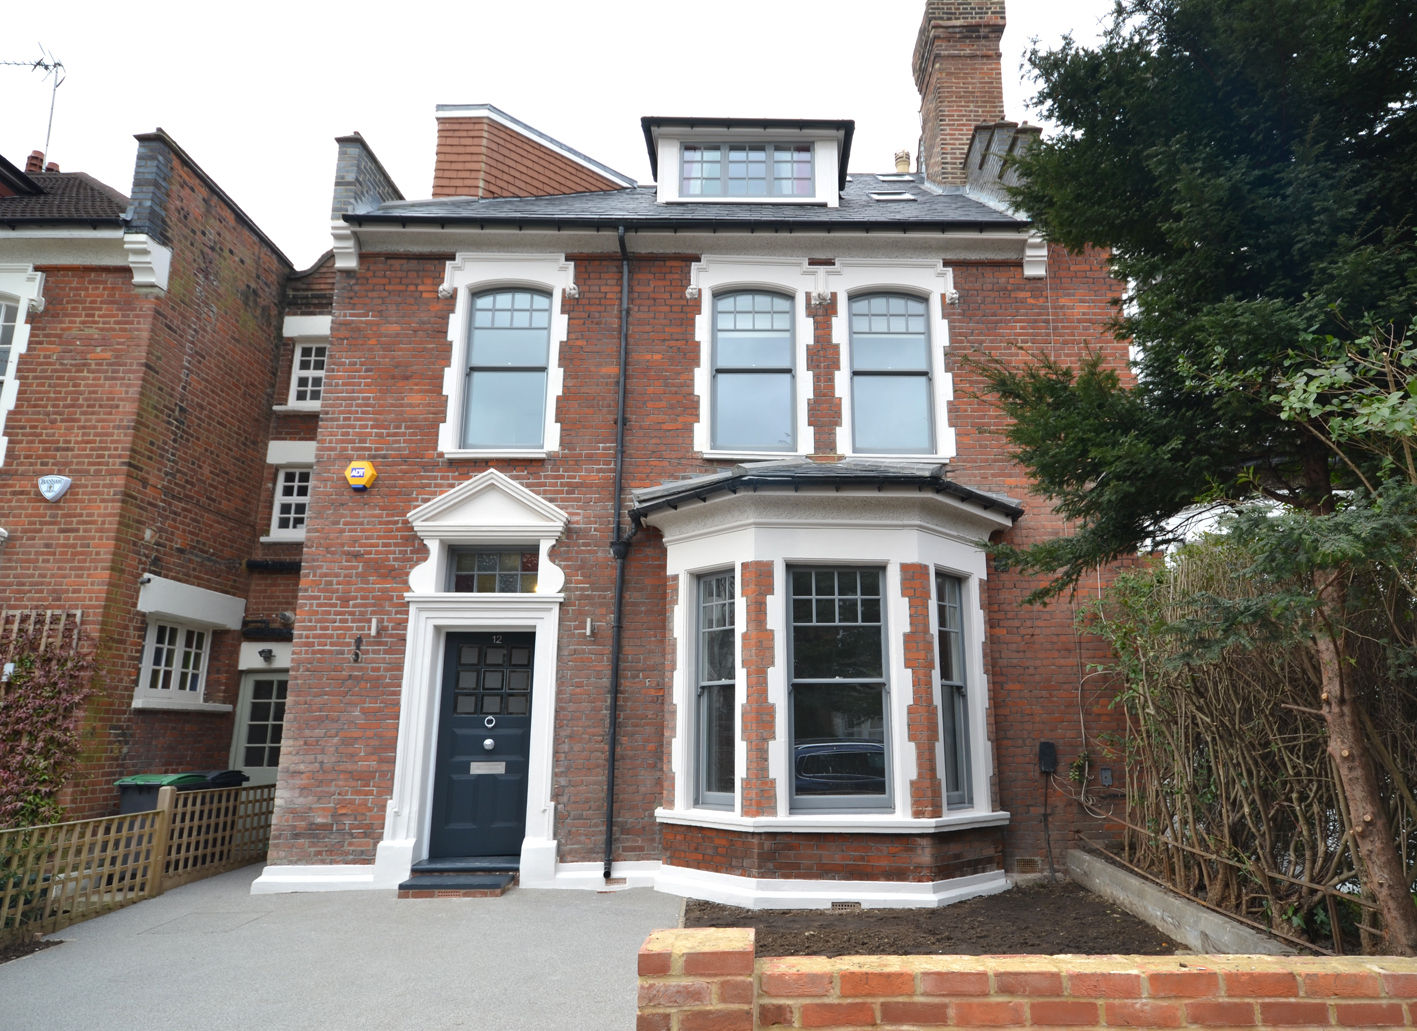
[681,144,813,198]
[643,116,853,208]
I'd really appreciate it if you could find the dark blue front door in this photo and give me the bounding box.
[428,632,534,858]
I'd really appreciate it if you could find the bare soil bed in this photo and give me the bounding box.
[0,936,60,965]
[684,879,1179,956]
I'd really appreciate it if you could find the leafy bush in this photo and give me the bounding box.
[0,625,94,827]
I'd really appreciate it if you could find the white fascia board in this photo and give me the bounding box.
[137,574,245,629]
[0,229,128,267]
[266,440,317,465]
[283,315,332,338]
[345,224,1033,264]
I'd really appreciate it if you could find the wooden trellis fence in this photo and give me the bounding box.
[0,783,276,943]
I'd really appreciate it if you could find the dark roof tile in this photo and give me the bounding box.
[346,173,1023,230]
[0,171,129,224]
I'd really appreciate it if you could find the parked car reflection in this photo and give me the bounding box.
[794,739,887,795]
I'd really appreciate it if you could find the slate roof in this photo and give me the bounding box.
[345,172,1024,232]
[629,458,1024,522]
[0,171,129,225]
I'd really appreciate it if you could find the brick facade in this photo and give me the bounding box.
[0,134,291,817]
[263,239,1123,880]
[250,0,1130,899]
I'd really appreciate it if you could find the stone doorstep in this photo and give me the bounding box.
[396,871,519,899]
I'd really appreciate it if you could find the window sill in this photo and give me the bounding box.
[272,404,321,415]
[844,451,953,464]
[259,534,306,545]
[655,806,1010,835]
[443,448,549,461]
[131,696,234,714]
[663,195,830,206]
[701,449,807,462]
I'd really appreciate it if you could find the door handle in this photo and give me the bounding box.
[483,738,495,751]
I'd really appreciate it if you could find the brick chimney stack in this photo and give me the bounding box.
[913,0,1006,186]
[25,151,44,173]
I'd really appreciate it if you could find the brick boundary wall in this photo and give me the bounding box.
[638,928,1417,1030]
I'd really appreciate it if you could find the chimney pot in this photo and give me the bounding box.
[44,161,59,173]
[894,150,912,173]
[25,150,44,173]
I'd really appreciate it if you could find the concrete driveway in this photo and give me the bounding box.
[0,865,682,1030]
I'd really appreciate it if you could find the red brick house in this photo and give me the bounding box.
[0,135,308,815]
[254,0,1127,905]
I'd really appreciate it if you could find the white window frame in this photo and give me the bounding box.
[785,564,894,814]
[138,619,212,698]
[437,254,573,460]
[262,441,317,543]
[694,569,737,810]
[287,341,328,407]
[0,265,46,467]
[274,315,331,413]
[827,259,957,461]
[847,293,936,455]
[689,256,817,459]
[132,575,242,711]
[935,570,973,809]
[267,466,313,541]
[654,132,842,207]
[680,142,815,199]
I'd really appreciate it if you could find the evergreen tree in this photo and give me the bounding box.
[989,0,1417,951]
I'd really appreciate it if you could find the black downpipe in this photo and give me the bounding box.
[603,225,633,880]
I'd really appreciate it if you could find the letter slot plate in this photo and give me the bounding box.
[468,761,506,775]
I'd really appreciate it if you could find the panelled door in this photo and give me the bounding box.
[428,631,534,858]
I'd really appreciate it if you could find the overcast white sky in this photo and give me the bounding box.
[2,0,1111,269]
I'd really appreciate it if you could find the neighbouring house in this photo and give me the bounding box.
[0,134,311,815]
[255,0,1129,906]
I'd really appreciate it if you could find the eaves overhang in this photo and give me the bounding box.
[343,212,1026,236]
[629,460,1023,528]
[0,216,126,230]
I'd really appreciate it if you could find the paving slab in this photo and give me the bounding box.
[0,865,683,1030]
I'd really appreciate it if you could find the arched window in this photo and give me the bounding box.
[711,291,795,451]
[848,293,933,454]
[463,289,552,449]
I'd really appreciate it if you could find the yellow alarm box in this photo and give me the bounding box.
[344,460,378,491]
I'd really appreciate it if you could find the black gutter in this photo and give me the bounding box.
[603,224,635,881]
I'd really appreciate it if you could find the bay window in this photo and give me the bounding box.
[936,572,972,807]
[788,567,890,811]
[695,571,736,808]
